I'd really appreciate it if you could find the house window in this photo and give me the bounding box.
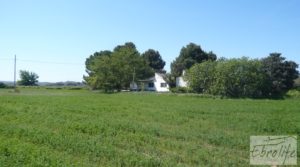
[148,82,154,88]
[161,83,167,87]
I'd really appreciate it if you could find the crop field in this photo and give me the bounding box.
[0,88,299,166]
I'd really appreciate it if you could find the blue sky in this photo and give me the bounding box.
[0,0,299,82]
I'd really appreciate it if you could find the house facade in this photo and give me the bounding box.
[131,73,169,92]
[176,70,188,87]
[176,76,187,87]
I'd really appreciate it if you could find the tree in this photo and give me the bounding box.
[0,82,7,88]
[212,58,266,97]
[165,73,177,88]
[110,42,153,90]
[261,53,299,97]
[84,50,113,90]
[185,54,299,98]
[18,70,39,86]
[171,43,217,77]
[142,49,165,72]
[84,42,154,91]
[186,61,217,93]
[186,58,267,98]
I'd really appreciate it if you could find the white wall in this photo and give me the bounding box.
[176,77,187,87]
[154,73,169,92]
[176,70,188,87]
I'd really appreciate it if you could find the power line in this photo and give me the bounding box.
[0,58,84,66]
[18,59,84,66]
[1,57,84,65]
[0,55,86,83]
[0,58,13,61]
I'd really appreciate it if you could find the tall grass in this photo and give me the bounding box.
[0,88,299,166]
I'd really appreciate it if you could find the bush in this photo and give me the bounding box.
[0,82,7,88]
[46,87,62,90]
[186,55,299,98]
[170,87,191,93]
[286,89,300,98]
[14,88,21,93]
[186,58,266,98]
[66,87,84,90]
[186,61,217,93]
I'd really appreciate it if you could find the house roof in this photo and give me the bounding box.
[138,73,167,82]
[139,77,155,82]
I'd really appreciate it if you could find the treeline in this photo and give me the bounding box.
[44,81,84,87]
[186,54,298,98]
[84,42,299,98]
[168,43,299,98]
[0,82,11,89]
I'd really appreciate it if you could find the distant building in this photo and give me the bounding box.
[130,73,169,92]
[176,70,188,87]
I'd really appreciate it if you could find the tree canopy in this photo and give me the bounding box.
[84,42,154,91]
[171,43,217,77]
[84,41,299,97]
[18,70,39,86]
[186,58,266,98]
[261,53,299,97]
[142,49,165,72]
[0,82,7,88]
[186,54,299,98]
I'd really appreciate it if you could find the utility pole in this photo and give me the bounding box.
[131,67,136,91]
[132,67,135,83]
[14,55,16,91]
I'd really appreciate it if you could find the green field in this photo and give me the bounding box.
[0,88,299,166]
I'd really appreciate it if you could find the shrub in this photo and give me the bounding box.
[67,87,84,90]
[0,82,7,88]
[186,61,217,93]
[170,87,191,93]
[187,58,266,98]
[186,55,299,98]
[286,89,300,98]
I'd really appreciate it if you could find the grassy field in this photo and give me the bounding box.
[0,88,299,166]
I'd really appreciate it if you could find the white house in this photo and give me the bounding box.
[131,73,169,92]
[176,70,188,87]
